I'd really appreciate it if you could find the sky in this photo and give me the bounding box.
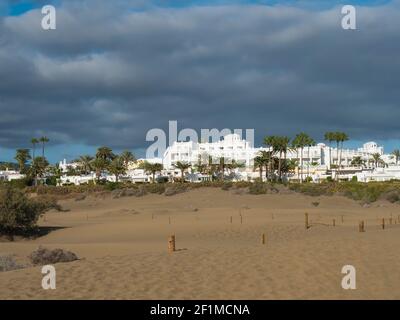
[0,0,399,163]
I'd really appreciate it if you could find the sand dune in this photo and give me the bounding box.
[1,188,399,299]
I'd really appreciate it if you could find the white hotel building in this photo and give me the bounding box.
[57,134,400,184]
[163,133,258,169]
[161,134,400,182]
[163,134,387,169]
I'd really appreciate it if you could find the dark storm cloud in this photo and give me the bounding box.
[0,1,400,151]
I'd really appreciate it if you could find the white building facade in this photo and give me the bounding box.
[161,134,399,182]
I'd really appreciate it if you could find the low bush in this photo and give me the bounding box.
[288,181,400,204]
[75,194,86,201]
[0,187,55,235]
[221,182,233,191]
[104,182,125,191]
[3,177,34,189]
[289,183,333,197]
[29,246,79,265]
[248,182,267,195]
[146,183,166,194]
[133,186,147,197]
[233,181,252,189]
[164,184,188,196]
[384,190,400,203]
[0,255,24,272]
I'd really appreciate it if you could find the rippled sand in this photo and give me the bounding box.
[1,188,399,299]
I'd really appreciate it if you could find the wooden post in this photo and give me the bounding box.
[305,213,309,230]
[359,221,365,232]
[333,219,336,227]
[341,215,344,224]
[230,216,232,224]
[382,218,385,230]
[240,215,243,224]
[168,235,176,253]
[390,214,393,225]
[261,233,266,245]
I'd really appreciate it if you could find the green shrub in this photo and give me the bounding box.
[234,181,252,189]
[46,176,58,186]
[104,182,124,191]
[248,182,267,195]
[0,187,53,235]
[288,181,400,204]
[384,191,400,203]
[5,177,34,189]
[146,183,166,194]
[156,176,169,183]
[221,182,233,191]
[164,184,188,196]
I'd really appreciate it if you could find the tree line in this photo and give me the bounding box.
[9,132,400,185]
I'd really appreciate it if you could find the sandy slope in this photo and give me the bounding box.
[1,187,400,299]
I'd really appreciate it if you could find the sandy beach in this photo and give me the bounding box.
[1,187,399,300]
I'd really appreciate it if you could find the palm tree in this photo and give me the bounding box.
[371,153,381,168]
[120,150,136,169]
[285,159,298,175]
[217,157,228,181]
[91,157,108,182]
[206,155,219,178]
[264,136,278,181]
[108,157,126,183]
[30,156,49,186]
[78,155,93,175]
[276,136,291,181]
[392,149,400,165]
[96,146,115,162]
[351,156,364,167]
[292,133,315,183]
[14,149,31,173]
[31,138,39,159]
[306,138,316,178]
[335,132,349,180]
[139,161,163,183]
[39,136,49,158]
[324,132,335,168]
[261,150,273,181]
[337,132,349,168]
[173,161,191,182]
[253,155,265,180]
[226,160,245,176]
[194,155,208,174]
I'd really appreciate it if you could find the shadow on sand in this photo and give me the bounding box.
[0,226,67,242]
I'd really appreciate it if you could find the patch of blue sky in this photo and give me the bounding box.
[2,0,393,17]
